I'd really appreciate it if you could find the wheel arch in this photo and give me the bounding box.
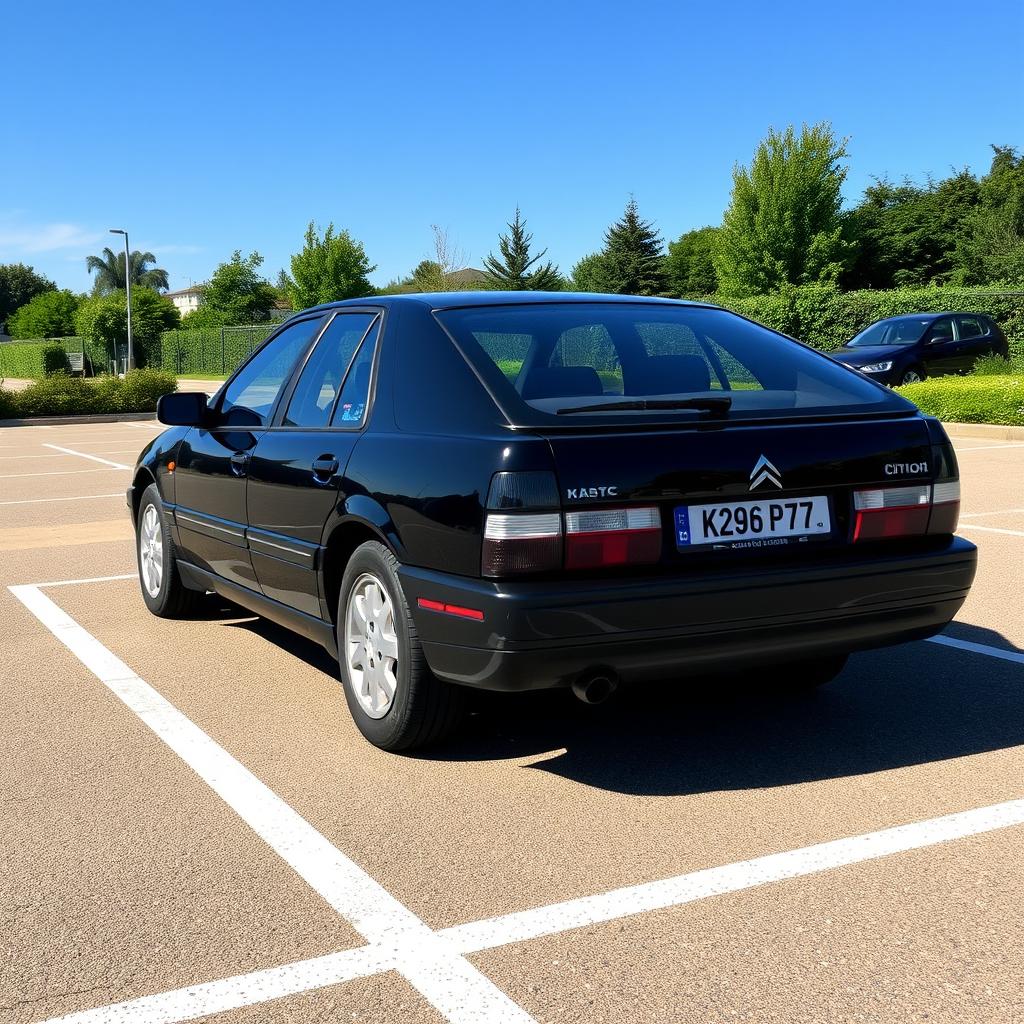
[130,465,158,525]
[320,501,405,624]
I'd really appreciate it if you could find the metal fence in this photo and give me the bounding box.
[157,325,277,376]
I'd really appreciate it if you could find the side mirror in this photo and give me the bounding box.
[157,392,211,426]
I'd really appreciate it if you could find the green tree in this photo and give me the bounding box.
[952,146,1024,286]
[715,123,852,296]
[482,208,560,290]
[182,251,277,327]
[85,248,169,294]
[288,222,376,309]
[570,251,613,291]
[843,172,979,289]
[598,197,667,295]
[7,289,83,339]
[665,226,720,297]
[75,288,179,367]
[0,263,56,326]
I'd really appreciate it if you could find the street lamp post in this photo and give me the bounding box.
[109,228,133,371]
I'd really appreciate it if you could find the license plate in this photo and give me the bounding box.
[675,495,831,549]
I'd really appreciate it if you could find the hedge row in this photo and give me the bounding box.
[0,337,104,379]
[0,369,178,420]
[895,374,1024,426]
[710,285,1024,358]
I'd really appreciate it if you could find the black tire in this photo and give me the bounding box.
[337,541,465,751]
[135,483,205,618]
[899,366,926,386]
[779,653,849,691]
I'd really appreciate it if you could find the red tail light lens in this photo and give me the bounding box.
[482,512,562,577]
[852,485,931,541]
[564,507,661,569]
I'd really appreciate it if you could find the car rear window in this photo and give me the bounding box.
[436,303,910,426]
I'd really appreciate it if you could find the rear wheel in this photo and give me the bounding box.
[338,541,465,751]
[136,483,204,617]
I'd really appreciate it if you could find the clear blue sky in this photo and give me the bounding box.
[2,0,1021,294]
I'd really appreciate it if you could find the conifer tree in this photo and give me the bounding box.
[600,197,667,295]
[483,208,561,290]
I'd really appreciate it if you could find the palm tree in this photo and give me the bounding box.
[86,248,169,294]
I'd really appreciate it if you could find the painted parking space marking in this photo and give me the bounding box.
[958,523,1024,538]
[10,572,1024,1024]
[0,493,124,506]
[9,580,537,1024]
[960,508,1024,518]
[0,468,127,479]
[927,634,1024,665]
[953,443,1024,452]
[41,443,131,470]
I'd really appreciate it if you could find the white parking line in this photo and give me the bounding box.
[0,493,124,506]
[958,523,1024,538]
[9,582,536,1024]
[41,443,131,470]
[927,634,1024,665]
[0,468,127,478]
[954,443,1024,452]
[960,508,1024,518]
[13,575,1024,1024]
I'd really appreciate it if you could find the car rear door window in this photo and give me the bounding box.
[219,316,325,426]
[283,313,377,428]
[331,318,381,426]
[956,316,985,340]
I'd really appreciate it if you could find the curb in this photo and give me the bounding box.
[943,421,1024,441]
[0,411,156,427]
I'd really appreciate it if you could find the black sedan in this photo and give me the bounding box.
[832,312,1008,386]
[129,294,977,750]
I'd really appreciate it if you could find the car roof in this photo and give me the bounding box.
[878,312,983,322]
[297,291,716,316]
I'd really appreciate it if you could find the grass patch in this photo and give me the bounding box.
[896,374,1024,426]
[177,372,229,381]
[0,369,178,420]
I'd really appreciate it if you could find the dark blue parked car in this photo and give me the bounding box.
[832,313,1008,386]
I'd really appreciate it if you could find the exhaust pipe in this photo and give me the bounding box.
[571,669,619,705]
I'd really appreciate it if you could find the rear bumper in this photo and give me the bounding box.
[399,537,978,691]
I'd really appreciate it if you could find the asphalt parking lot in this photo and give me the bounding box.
[2,420,1023,1023]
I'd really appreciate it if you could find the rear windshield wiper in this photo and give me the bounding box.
[555,396,733,416]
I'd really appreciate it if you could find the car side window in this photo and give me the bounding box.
[219,317,325,426]
[957,316,984,340]
[331,318,382,426]
[927,319,954,344]
[283,313,377,428]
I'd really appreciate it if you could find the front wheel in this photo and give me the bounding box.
[136,483,204,617]
[338,541,465,751]
[899,367,925,385]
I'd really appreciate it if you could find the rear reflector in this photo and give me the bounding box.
[417,598,484,621]
[564,506,661,570]
[852,484,931,541]
[482,512,562,576]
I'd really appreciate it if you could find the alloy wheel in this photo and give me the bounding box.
[345,572,400,719]
[139,504,164,598]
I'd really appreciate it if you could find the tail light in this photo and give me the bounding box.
[480,471,664,577]
[852,476,961,542]
[482,511,562,576]
[564,507,661,569]
[928,440,961,535]
[853,485,930,541]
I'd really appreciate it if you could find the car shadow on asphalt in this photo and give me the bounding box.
[218,610,1024,797]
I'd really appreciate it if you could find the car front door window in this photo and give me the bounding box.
[219,317,326,426]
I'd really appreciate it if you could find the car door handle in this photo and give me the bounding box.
[230,452,250,477]
[312,456,339,483]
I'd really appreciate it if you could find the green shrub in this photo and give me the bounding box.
[973,353,1024,375]
[42,342,71,375]
[895,374,1024,426]
[0,368,178,419]
[712,284,1024,358]
[159,325,275,375]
